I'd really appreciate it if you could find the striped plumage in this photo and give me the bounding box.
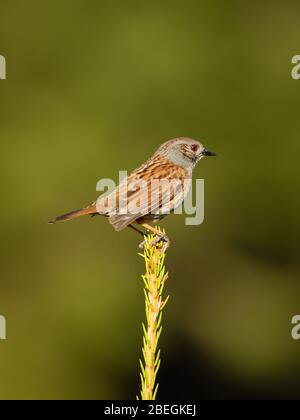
[48,137,216,242]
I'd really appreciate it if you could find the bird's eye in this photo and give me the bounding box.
[191,144,199,152]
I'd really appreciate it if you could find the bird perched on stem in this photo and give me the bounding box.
[48,137,216,247]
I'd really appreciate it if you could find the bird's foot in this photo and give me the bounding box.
[152,233,171,250]
[139,233,170,251]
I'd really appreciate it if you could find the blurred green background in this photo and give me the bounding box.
[0,0,300,400]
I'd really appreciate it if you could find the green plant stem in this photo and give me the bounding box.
[138,229,169,400]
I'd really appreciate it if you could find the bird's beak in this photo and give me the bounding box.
[202,148,217,157]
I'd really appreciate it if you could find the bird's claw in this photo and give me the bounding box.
[139,234,170,251]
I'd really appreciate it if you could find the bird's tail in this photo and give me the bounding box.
[48,204,96,224]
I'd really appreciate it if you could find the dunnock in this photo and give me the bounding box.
[49,137,216,247]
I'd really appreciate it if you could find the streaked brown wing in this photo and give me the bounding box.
[108,162,188,231]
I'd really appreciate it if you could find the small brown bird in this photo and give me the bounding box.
[49,137,216,247]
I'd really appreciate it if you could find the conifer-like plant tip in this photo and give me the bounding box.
[138,227,169,400]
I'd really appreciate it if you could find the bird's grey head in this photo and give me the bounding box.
[156,137,216,169]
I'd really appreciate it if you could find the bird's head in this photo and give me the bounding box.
[157,137,216,169]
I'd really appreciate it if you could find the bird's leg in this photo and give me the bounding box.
[128,224,150,250]
[128,223,170,250]
[141,223,171,250]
